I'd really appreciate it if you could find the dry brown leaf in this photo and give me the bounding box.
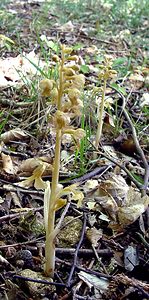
[0,51,45,88]
[1,128,28,143]
[95,192,118,221]
[140,93,149,107]
[86,45,98,54]
[118,192,149,226]
[1,153,15,174]
[86,227,102,247]
[97,173,129,206]
[95,175,149,227]
[129,73,144,89]
[10,191,22,208]
[19,157,53,174]
[84,179,99,193]
[59,21,74,32]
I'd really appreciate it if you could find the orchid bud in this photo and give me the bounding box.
[72,74,85,88]
[63,67,76,76]
[52,54,60,62]
[40,79,55,97]
[68,88,81,99]
[50,87,58,103]
[67,55,79,61]
[54,111,70,129]
[71,64,80,71]
[62,46,72,54]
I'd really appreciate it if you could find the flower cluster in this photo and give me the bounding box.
[98,55,117,81]
[40,45,86,144]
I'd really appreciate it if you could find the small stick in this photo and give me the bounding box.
[92,245,109,274]
[56,258,112,279]
[0,98,33,107]
[89,139,142,190]
[70,165,112,184]
[0,206,43,224]
[111,87,149,196]
[0,239,113,257]
[1,148,28,159]
[13,275,66,287]
[67,213,87,287]
[79,33,116,45]
[56,248,113,256]
[0,236,44,249]
[0,181,44,195]
[53,201,71,237]
[76,265,112,279]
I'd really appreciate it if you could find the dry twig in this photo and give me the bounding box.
[67,213,87,287]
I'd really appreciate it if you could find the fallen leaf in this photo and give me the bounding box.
[95,174,149,227]
[10,191,21,208]
[0,51,45,88]
[78,271,109,291]
[1,153,15,174]
[98,212,111,222]
[97,173,129,207]
[84,179,99,192]
[87,201,96,210]
[19,157,53,175]
[86,227,102,247]
[124,245,139,271]
[60,21,74,32]
[116,29,131,40]
[140,93,149,107]
[118,201,149,225]
[129,73,144,89]
[1,128,28,143]
[86,45,98,54]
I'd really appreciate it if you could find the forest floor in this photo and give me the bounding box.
[0,0,149,299]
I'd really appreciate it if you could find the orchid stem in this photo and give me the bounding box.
[44,48,64,277]
[95,78,107,149]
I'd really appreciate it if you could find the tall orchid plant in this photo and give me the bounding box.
[40,45,85,277]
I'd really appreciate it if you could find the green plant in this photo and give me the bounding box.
[40,45,85,277]
[0,111,11,136]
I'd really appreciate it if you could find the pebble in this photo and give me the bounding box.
[15,249,34,268]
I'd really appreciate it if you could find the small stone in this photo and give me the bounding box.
[19,269,55,297]
[57,216,83,247]
[15,259,24,268]
[15,250,34,268]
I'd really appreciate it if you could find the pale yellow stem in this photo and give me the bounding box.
[95,78,107,149]
[44,128,62,277]
[57,46,64,110]
[44,47,65,277]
